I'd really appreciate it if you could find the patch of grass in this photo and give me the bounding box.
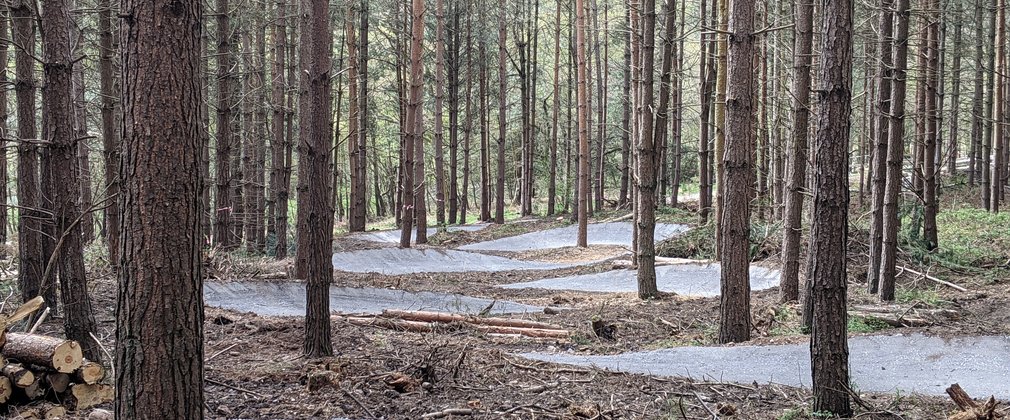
[778,408,806,420]
[895,287,945,306]
[847,315,891,333]
[656,206,696,224]
[905,207,1010,269]
[769,305,803,336]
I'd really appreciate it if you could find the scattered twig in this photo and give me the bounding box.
[205,378,265,398]
[693,392,719,419]
[899,265,968,292]
[420,408,474,418]
[205,343,239,362]
[28,306,50,334]
[342,388,377,419]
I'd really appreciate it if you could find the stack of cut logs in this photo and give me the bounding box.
[0,332,113,417]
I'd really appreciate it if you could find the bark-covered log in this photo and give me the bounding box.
[72,359,104,385]
[4,363,35,387]
[380,310,562,330]
[64,383,114,411]
[4,333,83,373]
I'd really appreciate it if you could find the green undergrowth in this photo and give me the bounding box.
[657,221,781,261]
[899,205,1010,273]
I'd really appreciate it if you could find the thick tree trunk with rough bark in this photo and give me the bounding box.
[297,0,335,357]
[116,0,204,414]
[807,0,854,414]
[719,0,754,343]
[40,0,99,361]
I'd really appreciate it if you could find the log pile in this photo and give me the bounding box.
[0,298,114,416]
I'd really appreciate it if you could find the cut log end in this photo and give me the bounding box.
[66,383,114,411]
[0,376,12,404]
[74,361,105,385]
[4,363,35,387]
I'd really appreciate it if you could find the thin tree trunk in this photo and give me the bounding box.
[993,0,1006,213]
[635,0,660,298]
[271,0,289,258]
[880,0,912,302]
[781,0,813,303]
[575,0,590,247]
[549,0,562,215]
[434,0,447,225]
[41,0,99,361]
[970,0,985,187]
[948,1,963,176]
[12,0,44,307]
[867,0,894,294]
[923,0,940,246]
[401,0,426,248]
[215,0,234,248]
[495,9,506,224]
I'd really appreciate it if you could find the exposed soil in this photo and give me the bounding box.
[20,211,1009,419]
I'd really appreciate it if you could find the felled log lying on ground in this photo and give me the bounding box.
[848,304,960,328]
[4,333,83,373]
[342,310,571,339]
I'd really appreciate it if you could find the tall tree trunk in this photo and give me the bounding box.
[479,41,491,222]
[970,0,985,187]
[619,7,631,209]
[297,0,335,357]
[433,0,447,225]
[783,0,812,304]
[635,0,660,298]
[460,4,472,224]
[12,0,44,307]
[72,28,94,245]
[401,0,425,248]
[575,0,590,247]
[713,0,728,257]
[698,0,713,223]
[271,0,289,259]
[495,9,506,224]
[99,0,121,262]
[880,0,912,301]
[983,1,996,210]
[808,0,854,414]
[719,0,754,343]
[448,3,460,225]
[993,0,1006,213]
[358,1,371,222]
[866,0,894,294]
[215,0,234,248]
[923,0,940,246]
[116,0,204,414]
[0,15,7,249]
[345,1,361,231]
[41,0,99,361]
[948,1,963,176]
[548,0,562,215]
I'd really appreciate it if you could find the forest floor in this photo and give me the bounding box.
[29,185,1010,419]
